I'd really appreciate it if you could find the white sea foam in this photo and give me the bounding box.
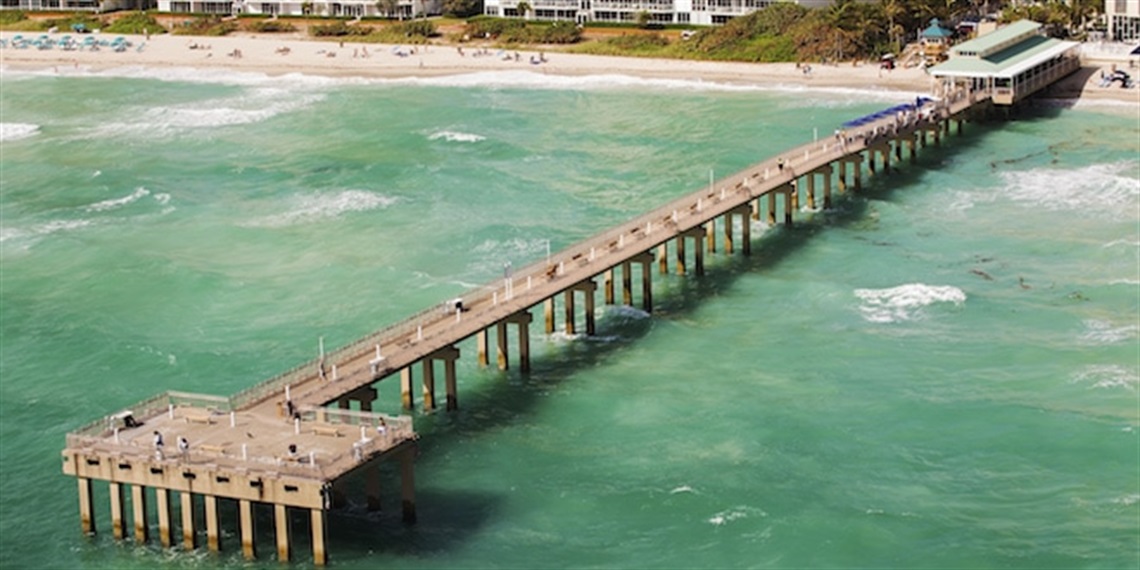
[1071,365,1138,391]
[83,87,324,139]
[548,331,584,343]
[472,237,548,257]
[2,64,348,88]
[402,70,925,101]
[1111,494,1140,506]
[244,190,397,228]
[669,485,696,494]
[0,123,40,141]
[85,187,150,212]
[1079,319,1139,345]
[853,284,966,323]
[428,130,486,143]
[604,305,651,320]
[0,219,94,244]
[707,506,765,526]
[1103,239,1140,248]
[997,161,1140,216]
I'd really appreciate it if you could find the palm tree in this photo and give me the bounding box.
[881,0,905,53]
[516,0,531,20]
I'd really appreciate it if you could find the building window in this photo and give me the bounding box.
[170,1,191,10]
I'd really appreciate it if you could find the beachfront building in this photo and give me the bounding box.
[918,18,954,64]
[0,0,148,12]
[929,19,1081,106]
[481,0,831,26]
[153,0,440,17]
[1106,0,1140,41]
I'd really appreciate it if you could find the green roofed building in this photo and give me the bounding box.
[929,20,1081,106]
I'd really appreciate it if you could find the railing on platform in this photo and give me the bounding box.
[68,390,232,440]
[66,408,415,480]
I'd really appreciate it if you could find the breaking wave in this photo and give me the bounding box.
[1079,319,1139,345]
[428,130,486,143]
[85,187,151,212]
[0,123,40,141]
[1071,365,1138,391]
[997,161,1140,216]
[854,283,966,323]
[244,190,397,228]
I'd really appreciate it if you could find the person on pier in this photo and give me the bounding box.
[178,436,189,459]
[153,431,164,460]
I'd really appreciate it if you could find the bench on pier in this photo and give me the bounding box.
[311,425,343,438]
[197,444,226,455]
[183,410,214,425]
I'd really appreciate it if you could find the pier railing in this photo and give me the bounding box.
[68,390,233,440]
[66,407,414,480]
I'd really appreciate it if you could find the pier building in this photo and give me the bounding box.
[929,20,1081,105]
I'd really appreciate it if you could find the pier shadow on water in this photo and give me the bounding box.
[326,118,1004,558]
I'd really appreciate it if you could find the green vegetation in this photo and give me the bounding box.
[464,17,582,44]
[573,0,1105,64]
[0,10,27,25]
[104,12,166,35]
[307,19,437,43]
[1000,0,1100,39]
[172,16,238,36]
[245,19,298,33]
[309,21,374,37]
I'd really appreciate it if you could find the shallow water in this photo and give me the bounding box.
[1,67,1137,569]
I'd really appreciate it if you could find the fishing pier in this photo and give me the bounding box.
[61,21,1079,567]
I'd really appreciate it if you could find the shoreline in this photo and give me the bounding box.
[2,31,1138,107]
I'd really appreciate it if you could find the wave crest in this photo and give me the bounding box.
[1080,319,1139,345]
[1071,365,1138,391]
[1,123,40,141]
[85,187,150,212]
[428,130,486,143]
[854,283,966,323]
[245,190,397,228]
[998,161,1139,215]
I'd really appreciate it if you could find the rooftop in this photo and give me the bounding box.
[930,21,1078,78]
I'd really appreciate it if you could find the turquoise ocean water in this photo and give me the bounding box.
[0,66,1137,569]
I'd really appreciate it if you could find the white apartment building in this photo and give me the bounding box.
[481,0,830,26]
[154,0,440,17]
[1105,0,1140,41]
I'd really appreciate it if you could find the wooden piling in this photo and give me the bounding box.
[239,499,256,560]
[132,484,148,544]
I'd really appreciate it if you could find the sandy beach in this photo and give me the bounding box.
[2,30,1138,106]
